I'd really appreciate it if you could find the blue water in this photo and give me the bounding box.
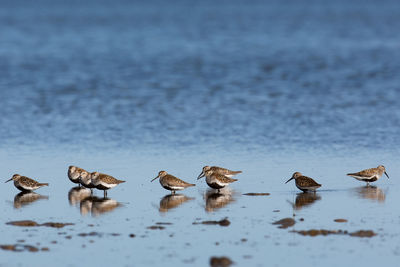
[1,0,400,153]
[1,0,400,266]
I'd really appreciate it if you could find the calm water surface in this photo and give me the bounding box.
[1,0,400,266]
[0,149,399,266]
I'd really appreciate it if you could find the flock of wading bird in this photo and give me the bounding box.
[4,165,389,197]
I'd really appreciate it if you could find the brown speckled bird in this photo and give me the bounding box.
[68,166,89,186]
[285,172,321,192]
[151,171,195,194]
[198,169,238,192]
[198,166,242,179]
[5,174,49,192]
[91,172,125,197]
[347,165,389,186]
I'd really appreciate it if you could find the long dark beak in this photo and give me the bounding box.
[384,171,389,179]
[197,171,205,180]
[285,177,294,184]
[5,178,12,183]
[151,176,159,182]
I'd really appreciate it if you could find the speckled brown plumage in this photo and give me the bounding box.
[286,172,321,192]
[161,174,195,188]
[96,173,125,185]
[152,171,195,194]
[210,173,238,184]
[209,166,242,176]
[295,176,321,188]
[347,165,389,184]
[199,166,242,179]
[6,174,49,192]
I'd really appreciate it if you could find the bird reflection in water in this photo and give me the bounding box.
[13,192,48,209]
[289,192,321,210]
[80,196,122,216]
[354,186,385,203]
[204,188,235,212]
[159,194,194,213]
[68,187,92,206]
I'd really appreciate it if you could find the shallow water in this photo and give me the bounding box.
[1,149,399,266]
[1,0,400,266]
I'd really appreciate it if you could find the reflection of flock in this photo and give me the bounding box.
[68,187,122,216]
[5,165,390,214]
[157,188,236,213]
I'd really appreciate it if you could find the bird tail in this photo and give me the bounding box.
[232,171,242,175]
[187,183,196,187]
[117,180,126,184]
[39,183,49,186]
[347,173,356,176]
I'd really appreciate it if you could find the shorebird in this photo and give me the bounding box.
[285,172,321,192]
[151,171,195,194]
[198,169,238,192]
[347,165,389,186]
[80,171,96,193]
[68,166,88,186]
[198,166,242,179]
[91,172,125,197]
[5,174,49,192]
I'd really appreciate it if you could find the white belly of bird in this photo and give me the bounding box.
[15,181,39,191]
[296,184,319,191]
[169,186,184,190]
[97,181,117,189]
[351,175,379,181]
[206,176,228,187]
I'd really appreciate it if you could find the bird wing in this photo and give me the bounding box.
[20,176,40,187]
[99,174,125,184]
[297,176,321,187]
[214,174,238,183]
[212,166,241,176]
[347,168,376,178]
[164,174,193,187]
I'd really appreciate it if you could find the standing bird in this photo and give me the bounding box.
[91,172,125,197]
[198,166,242,179]
[80,171,96,193]
[151,171,195,194]
[285,172,321,192]
[5,174,49,192]
[347,165,389,186]
[198,169,238,192]
[68,166,88,186]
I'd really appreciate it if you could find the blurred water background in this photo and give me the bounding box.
[1,0,399,155]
